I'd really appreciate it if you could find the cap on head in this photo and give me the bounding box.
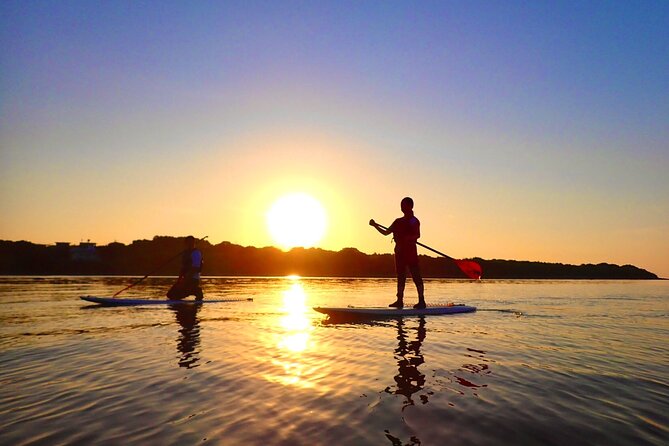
[401,197,414,210]
[185,235,196,246]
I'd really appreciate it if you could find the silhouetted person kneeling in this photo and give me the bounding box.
[370,197,426,309]
[167,236,204,300]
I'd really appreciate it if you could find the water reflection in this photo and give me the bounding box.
[388,317,427,408]
[170,304,201,368]
[278,282,312,353]
[263,279,316,388]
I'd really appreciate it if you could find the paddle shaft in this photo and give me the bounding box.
[374,223,454,260]
[113,236,208,297]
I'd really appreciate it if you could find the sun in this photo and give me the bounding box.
[267,193,327,249]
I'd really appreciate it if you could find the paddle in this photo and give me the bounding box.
[370,222,482,279]
[113,236,208,297]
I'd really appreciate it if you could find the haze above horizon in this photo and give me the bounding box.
[1,1,668,278]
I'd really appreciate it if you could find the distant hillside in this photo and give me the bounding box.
[0,237,659,279]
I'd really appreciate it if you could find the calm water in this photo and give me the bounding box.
[1,277,668,446]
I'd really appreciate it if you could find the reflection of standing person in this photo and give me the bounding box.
[370,197,426,309]
[392,317,426,407]
[171,304,201,368]
[167,236,204,300]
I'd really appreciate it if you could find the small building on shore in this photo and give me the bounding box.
[70,241,100,262]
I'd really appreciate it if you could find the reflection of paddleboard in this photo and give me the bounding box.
[80,296,252,306]
[313,304,476,317]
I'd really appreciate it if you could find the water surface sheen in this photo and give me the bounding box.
[1,277,668,445]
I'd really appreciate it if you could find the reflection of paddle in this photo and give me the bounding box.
[113,236,208,297]
[371,223,482,280]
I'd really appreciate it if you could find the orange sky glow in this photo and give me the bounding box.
[1,3,667,278]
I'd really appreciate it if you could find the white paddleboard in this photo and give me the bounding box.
[80,296,252,306]
[313,304,476,317]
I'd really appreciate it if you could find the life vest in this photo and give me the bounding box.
[391,215,420,256]
[182,248,203,277]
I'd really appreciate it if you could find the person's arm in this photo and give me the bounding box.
[369,219,392,236]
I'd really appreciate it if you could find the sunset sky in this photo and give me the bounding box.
[1,1,668,277]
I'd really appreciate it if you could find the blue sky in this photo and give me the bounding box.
[1,1,668,276]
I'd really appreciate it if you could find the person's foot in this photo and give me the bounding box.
[413,301,426,309]
[388,299,404,308]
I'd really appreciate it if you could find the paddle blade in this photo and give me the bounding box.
[454,259,482,280]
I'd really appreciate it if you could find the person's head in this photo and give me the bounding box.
[400,197,414,214]
[184,235,196,249]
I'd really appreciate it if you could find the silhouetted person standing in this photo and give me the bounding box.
[370,197,426,309]
[167,236,204,300]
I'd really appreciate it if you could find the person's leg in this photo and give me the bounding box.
[409,264,425,309]
[390,255,406,308]
[180,278,203,300]
[167,281,187,300]
[194,279,204,301]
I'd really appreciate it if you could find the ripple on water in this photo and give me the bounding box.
[1,277,668,445]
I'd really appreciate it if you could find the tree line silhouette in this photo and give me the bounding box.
[0,237,659,279]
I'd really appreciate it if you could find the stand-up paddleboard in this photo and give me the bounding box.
[80,296,252,306]
[314,304,476,318]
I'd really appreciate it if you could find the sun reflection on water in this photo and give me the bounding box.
[278,281,312,354]
[263,278,318,388]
